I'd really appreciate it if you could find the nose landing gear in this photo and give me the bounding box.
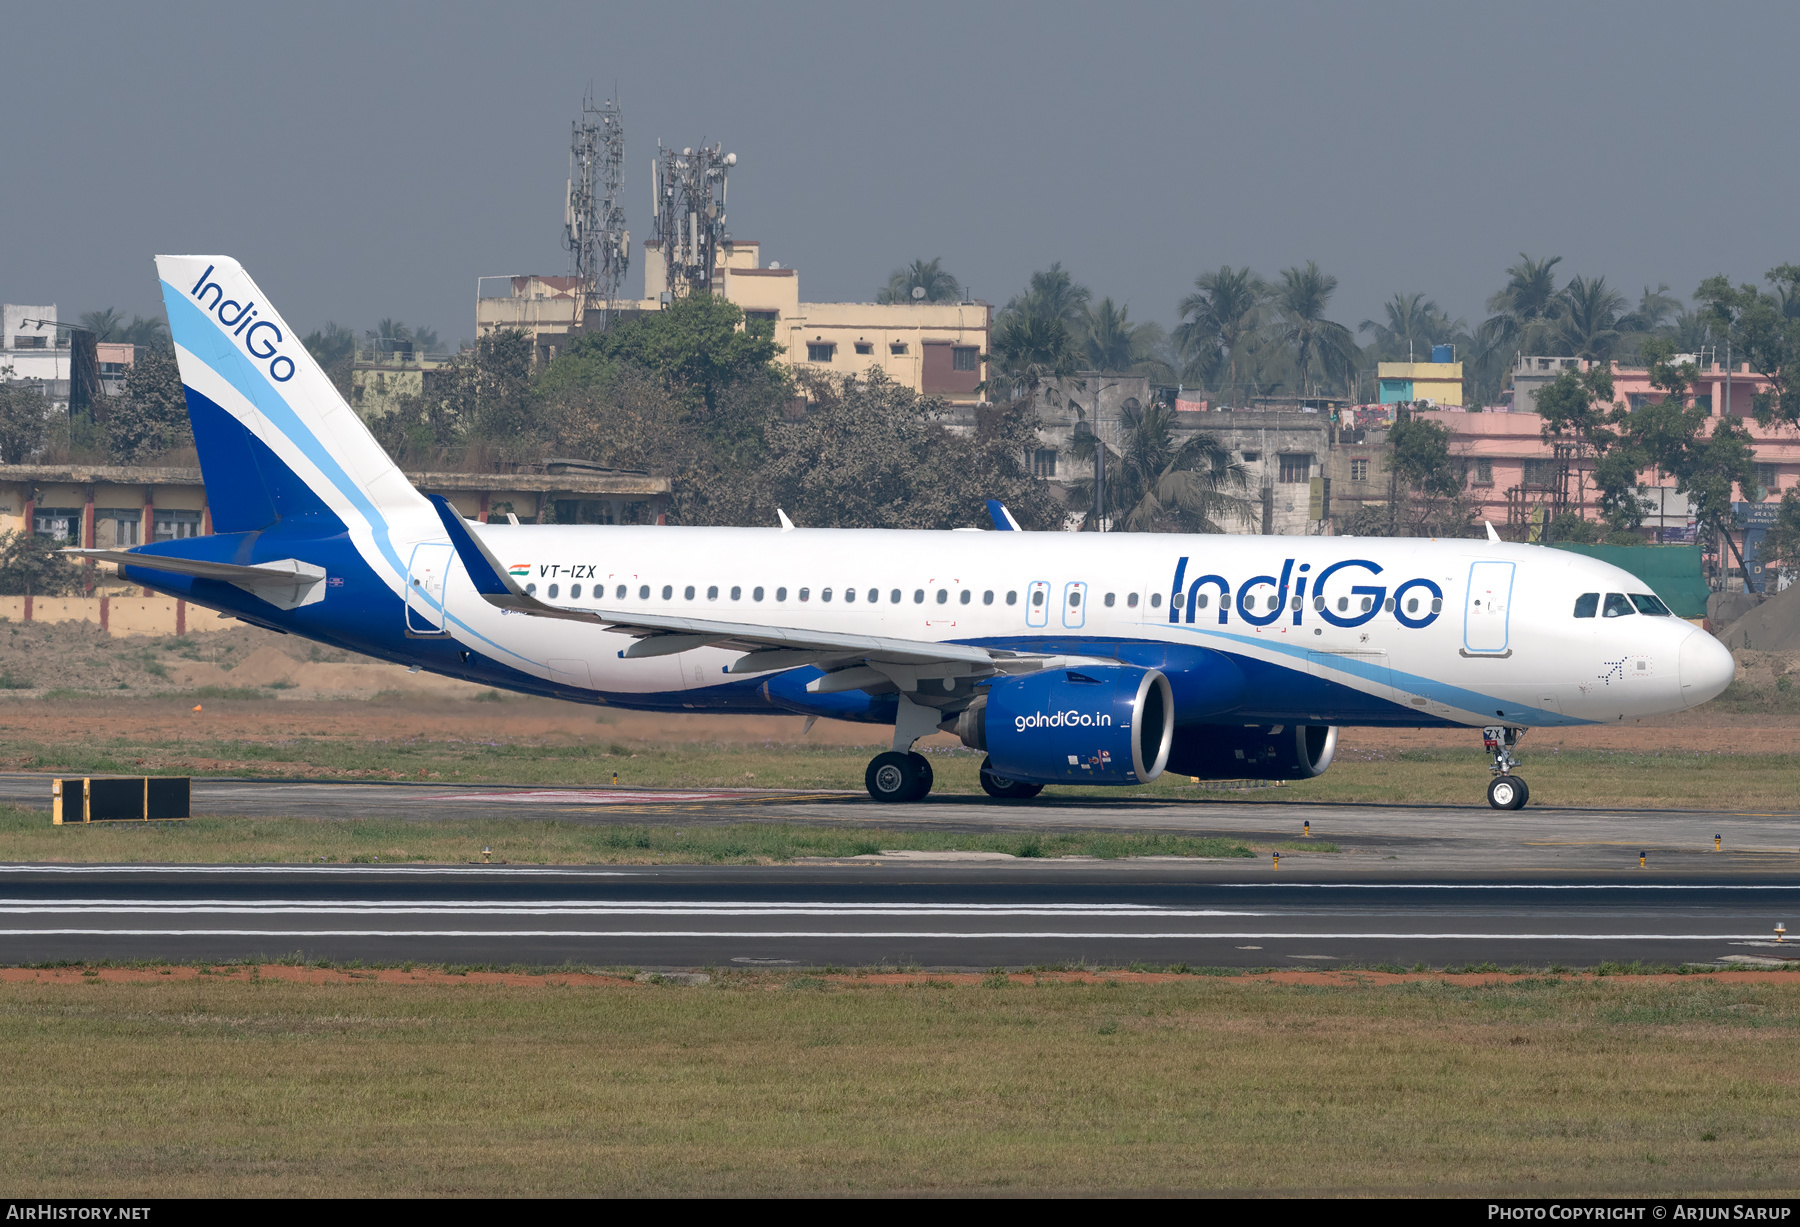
[1483,725,1528,810]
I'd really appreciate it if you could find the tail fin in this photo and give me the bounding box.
[155,256,429,545]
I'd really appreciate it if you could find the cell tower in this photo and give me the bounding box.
[651,141,736,298]
[564,92,629,328]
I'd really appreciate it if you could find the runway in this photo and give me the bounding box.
[3,771,1798,968]
[0,862,1795,969]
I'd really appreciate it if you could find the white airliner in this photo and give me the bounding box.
[72,255,1737,809]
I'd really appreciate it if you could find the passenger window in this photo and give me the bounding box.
[1313,595,1325,611]
[1173,592,1185,610]
[545,583,558,599]
[1337,596,1349,611]
[1602,592,1635,618]
[1406,597,1420,614]
[730,586,741,600]
[936,589,948,604]
[752,586,764,601]
[821,588,833,602]
[684,585,695,600]
[983,591,994,605]
[1031,589,1045,607]
[662,585,673,600]
[889,589,900,603]
[799,587,811,602]
[1150,593,1161,608]
[1573,593,1599,618]
[616,585,626,600]
[868,589,878,603]
[959,590,971,605]
[1630,594,1671,616]
[1360,596,1373,612]
[1431,598,1442,613]
[776,587,787,601]
[526,582,538,596]
[638,585,650,599]
[1069,591,1081,607]
[1292,596,1302,611]
[1382,597,1394,612]
[572,584,582,599]
[914,589,925,604]
[1127,593,1138,608]
[707,585,718,600]
[1006,591,1018,606]
[1104,593,1115,607]
[844,588,855,603]
[1196,594,1209,609]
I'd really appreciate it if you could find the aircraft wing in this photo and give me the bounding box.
[428,496,1032,676]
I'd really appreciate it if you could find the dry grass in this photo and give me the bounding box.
[1,972,1797,1196]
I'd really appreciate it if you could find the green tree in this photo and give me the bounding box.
[988,308,1079,398]
[1619,283,1681,334]
[1532,363,1647,529]
[1383,412,1476,537]
[1175,266,1264,404]
[1082,298,1147,372]
[1555,275,1628,362]
[1358,292,1464,363]
[0,369,50,464]
[1272,261,1358,395]
[1480,253,1565,357]
[104,345,193,463]
[303,322,357,368]
[1065,402,1253,533]
[758,369,1057,530]
[1757,486,1800,577]
[1626,337,1760,573]
[877,258,962,304]
[1697,266,1800,428]
[78,308,124,339]
[0,528,82,596]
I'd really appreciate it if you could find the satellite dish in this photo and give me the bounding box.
[911,285,926,300]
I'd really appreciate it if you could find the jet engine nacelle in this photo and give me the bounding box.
[1165,723,1338,781]
[953,666,1174,786]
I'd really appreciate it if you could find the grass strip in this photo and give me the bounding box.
[0,804,1255,864]
[1,973,1797,1196]
[6,732,1800,809]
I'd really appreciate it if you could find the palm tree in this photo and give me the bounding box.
[1006,263,1090,330]
[116,316,169,350]
[1067,402,1254,532]
[1555,275,1628,362]
[877,257,962,305]
[1359,292,1463,362]
[1083,298,1142,372]
[988,309,1079,399]
[1272,261,1358,395]
[1619,284,1681,334]
[1480,253,1565,358]
[370,319,415,355]
[1175,266,1264,406]
[78,308,124,340]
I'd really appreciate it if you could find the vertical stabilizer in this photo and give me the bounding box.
[155,255,432,585]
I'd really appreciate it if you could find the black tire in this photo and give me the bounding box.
[1487,775,1526,810]
[866,751,921,803]
[1516,777,1530,808]
[906,752,935,800]
[980,756,1045,801]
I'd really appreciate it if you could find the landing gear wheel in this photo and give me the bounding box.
[866,751,928,803]
[1487,774,1527,810]
[979,756,1044,801]
[906,752,934,799]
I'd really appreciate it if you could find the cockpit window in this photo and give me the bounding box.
[1629,593,1671,616]
[1602,592,1635,618]
[1573,593,1599,619]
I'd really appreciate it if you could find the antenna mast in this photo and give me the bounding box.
[652,140,735,298]
[565,91,630,329]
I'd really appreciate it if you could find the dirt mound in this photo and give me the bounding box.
[1719,584,1800,651]
[1710,590,1764,628]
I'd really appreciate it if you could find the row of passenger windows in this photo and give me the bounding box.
[1168,591,1445,615]
[1572,592,1671,618]
[520,581,1151,608]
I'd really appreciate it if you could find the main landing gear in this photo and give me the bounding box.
[865,751,934,803]
[979,756,1043,801]
[1483,725,1529,810]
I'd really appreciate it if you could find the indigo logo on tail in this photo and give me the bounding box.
[190,264,296,383]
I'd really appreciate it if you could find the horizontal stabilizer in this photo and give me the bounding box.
[65,549,327,610]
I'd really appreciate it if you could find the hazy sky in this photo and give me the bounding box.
[5,1,1799,346]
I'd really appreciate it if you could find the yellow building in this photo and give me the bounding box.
[478,242,991,404]
[1377,358,1464,406]
[348,346,456,421]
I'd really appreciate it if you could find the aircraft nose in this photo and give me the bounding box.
[1678,629,1736,708]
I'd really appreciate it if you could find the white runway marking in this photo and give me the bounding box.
[0,929,1765,941]
[448,790,737,804]
[0,901,1265,918]
[0,865,638,876]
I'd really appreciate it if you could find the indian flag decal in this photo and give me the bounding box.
[508,564,530,577]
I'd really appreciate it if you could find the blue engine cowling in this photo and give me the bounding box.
[1165,723,1338,780]
[955,666,1174,787]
